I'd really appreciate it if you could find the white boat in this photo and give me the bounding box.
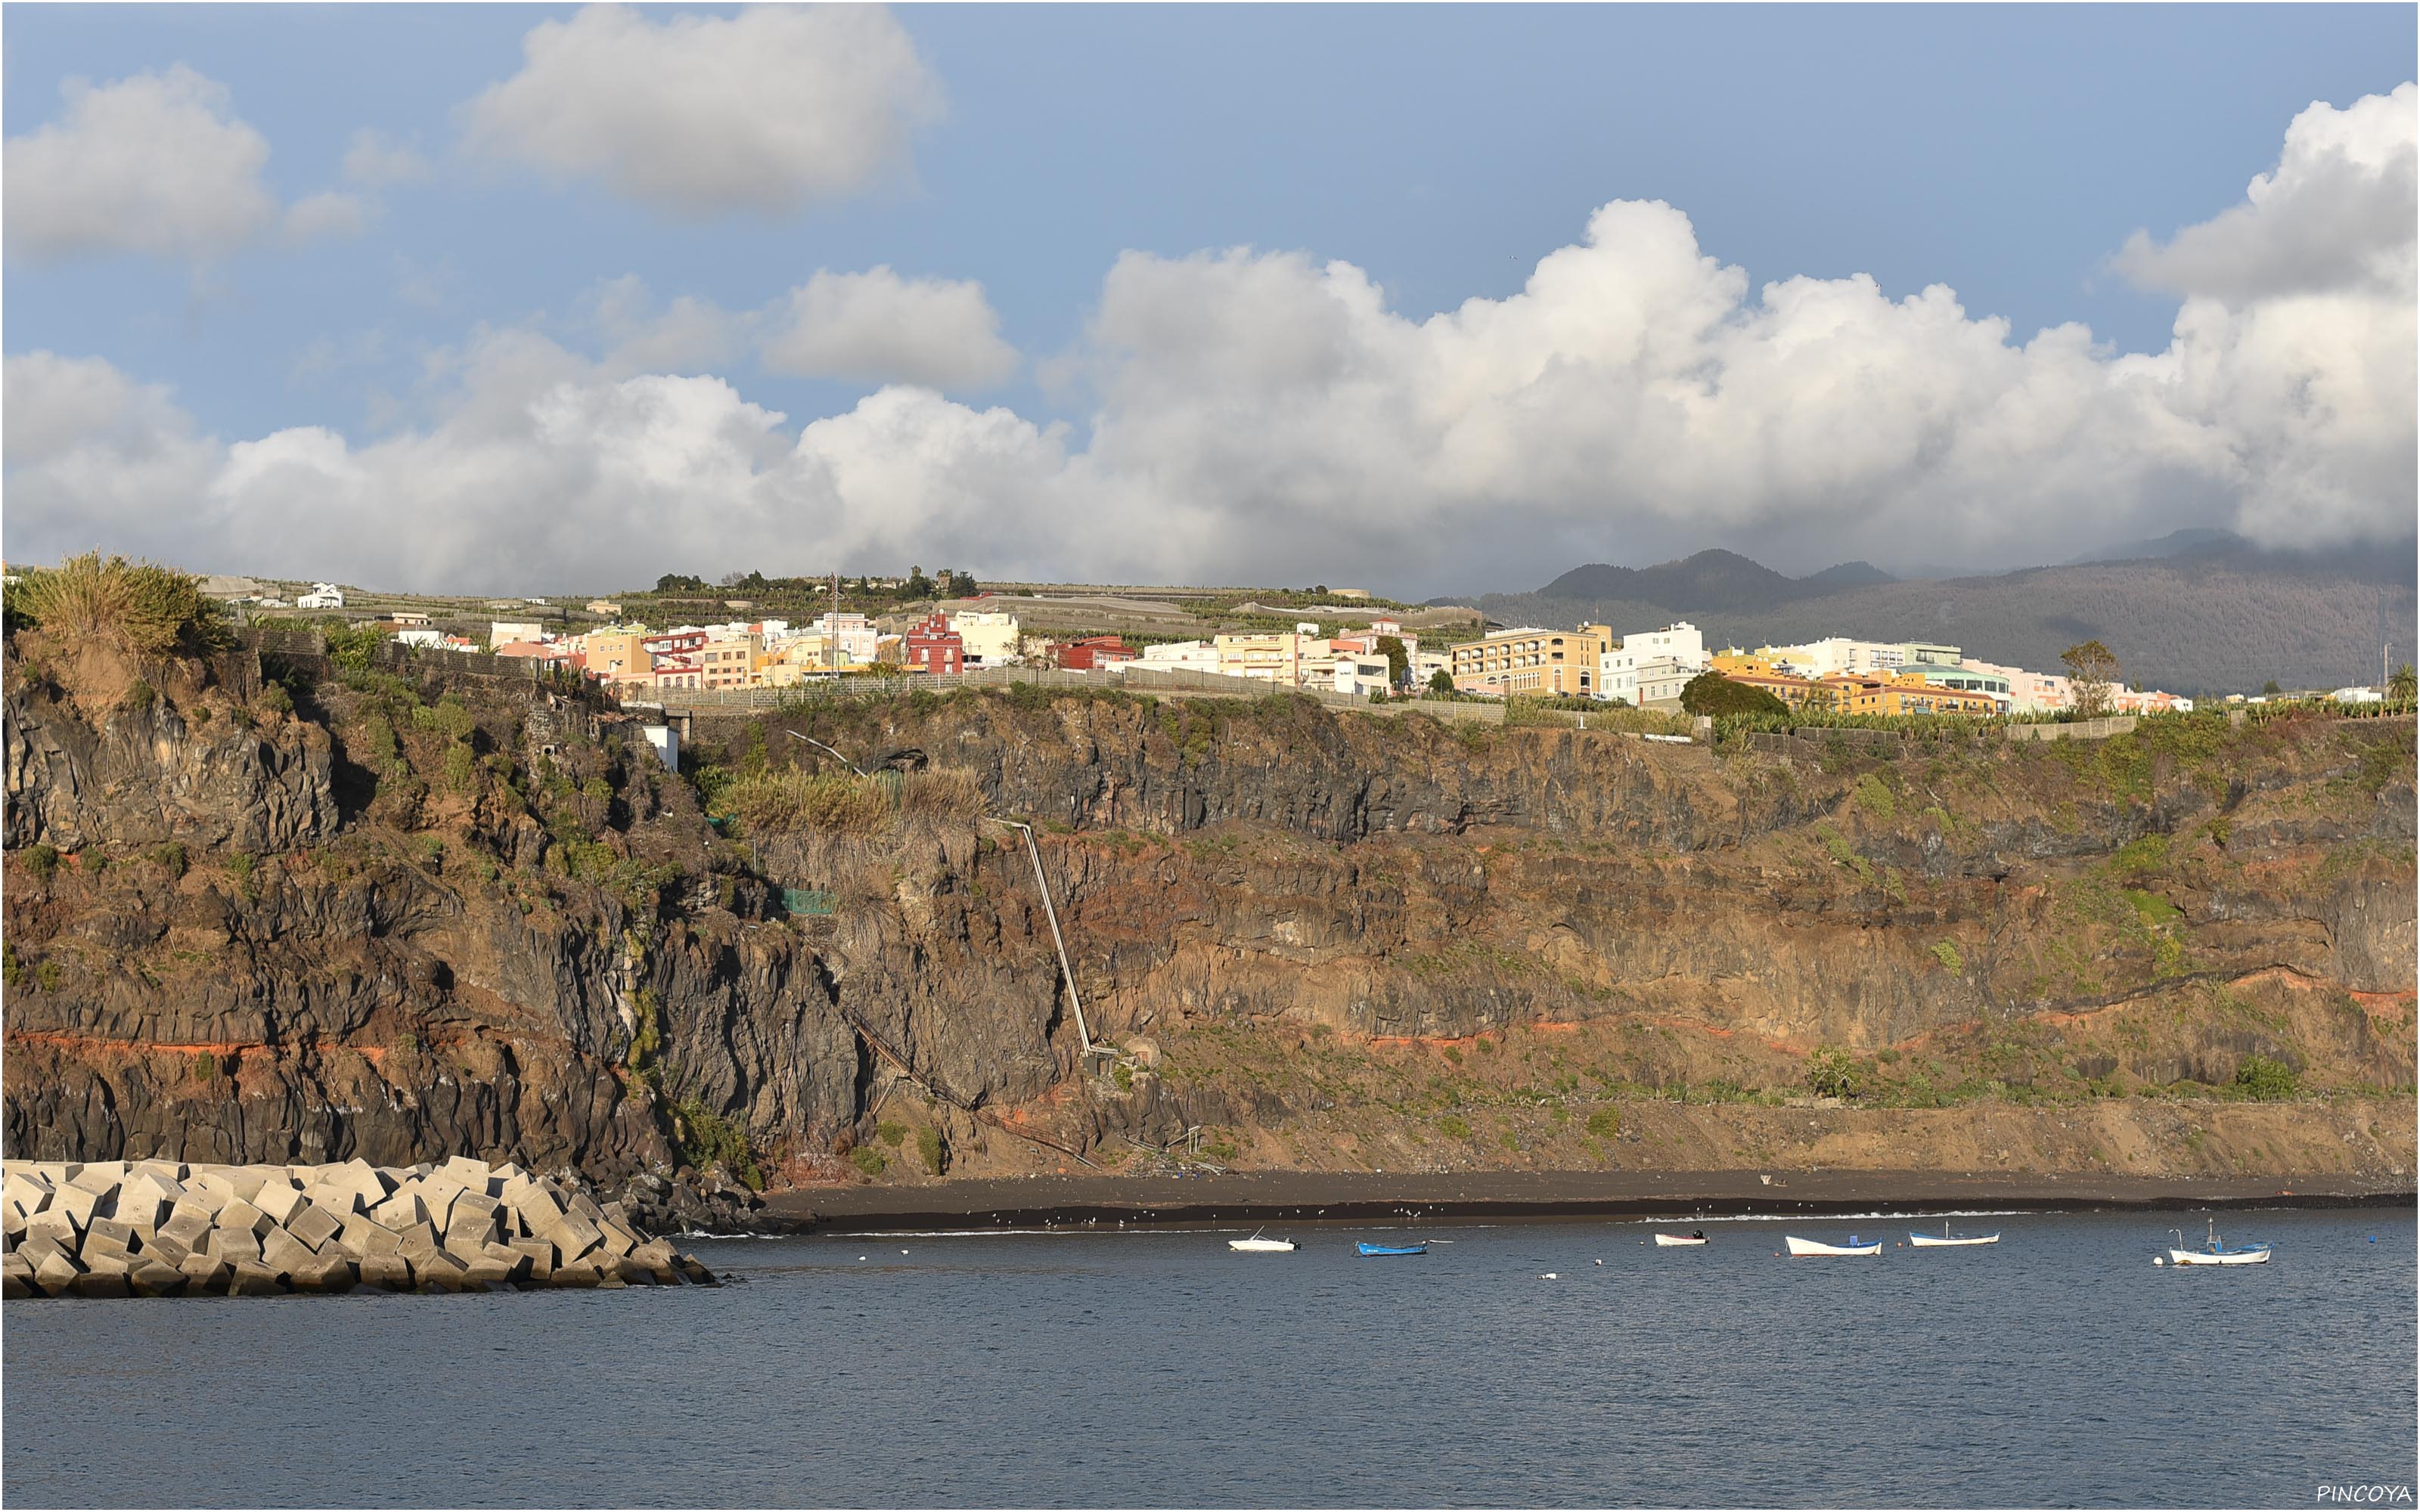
[2161,1218,2272,1266]
[1654,1232,1708,1247]
[1910,1219,2000,1247]
[1786,1235,1882,1256]
[1228,1228,1298,1253]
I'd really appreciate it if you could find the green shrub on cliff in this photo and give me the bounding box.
[917,1125,945,1174]
[2232,1055,2301,1101]
[671,1096,765,1188]
[725,767,892,835]
[851,1145,888,1177]
[17,843,59,881]
[8,551,230,657]
[1585,1107,1620,1139]
[1805,1046,1859,1099]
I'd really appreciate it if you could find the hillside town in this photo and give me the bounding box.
[301,581,2257,716]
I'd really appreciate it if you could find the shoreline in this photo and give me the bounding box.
[765,1169,2416,1234]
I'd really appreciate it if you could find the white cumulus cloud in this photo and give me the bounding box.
[761,267,1018,389]
[2115,82,2416,303]
[282,191,379,243]
[459,5,944,217]
[5,85,2411,594]
[4,66,279,262]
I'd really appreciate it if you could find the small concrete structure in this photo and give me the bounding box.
[2,1158,715,1299]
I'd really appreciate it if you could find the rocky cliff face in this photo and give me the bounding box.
[5,635,2414,1194]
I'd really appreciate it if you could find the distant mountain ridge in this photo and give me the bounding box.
[1472,538,2415,695]
[1535,550,1897,614]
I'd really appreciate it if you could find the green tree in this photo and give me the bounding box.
[655,573,707,593]
[2260,679,2283,696]
[1680,671,1788,717]
[1427,668,1456,696]
[2062,639,2121,717]
[1376,634,1408,687]
[2390,665,2415,701]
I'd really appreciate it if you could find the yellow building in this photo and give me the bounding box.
[1450,624,1612,698]
[1215,627,1326,686]
[691,633,760,690]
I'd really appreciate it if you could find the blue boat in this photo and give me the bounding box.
[1357,1241,1427,1256]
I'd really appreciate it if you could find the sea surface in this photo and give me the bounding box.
[6,1205,2413,1507]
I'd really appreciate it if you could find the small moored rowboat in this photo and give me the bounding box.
[1785,1235,1882,1256]
[1654,1232,1708,1247]
[2162,1219,2272,1266]
[1910,1220,2000,1247]
[1229,1228,1298,1253]
[1357,1241,1428,1256]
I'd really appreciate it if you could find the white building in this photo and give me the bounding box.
[1634,655,1699,709]
[1962,659,2073,715]
[809,612,880,666]
[1333,652,1392,697]
[2332,686,2384,705]
[1600,621,1705,702]
[297,583,345,609]
[490,620,546,649]
[1754,637,1909,679]
[1411,649,1454,689]
[948,611,1022,667]
[1139,640,1221,674]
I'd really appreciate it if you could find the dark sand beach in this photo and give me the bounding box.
[771,1167,2415,1232]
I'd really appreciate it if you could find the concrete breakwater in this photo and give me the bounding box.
[1,1156,715,1298]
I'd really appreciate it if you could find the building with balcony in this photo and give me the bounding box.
[1450,624,1612,698]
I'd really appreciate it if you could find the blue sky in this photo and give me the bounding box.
[4,5,2414,594]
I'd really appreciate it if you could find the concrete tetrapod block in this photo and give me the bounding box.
[216,1200,274,1240]
[130,1159,188,1182]
[289,1252,356,1294]
[259,1227,319,1277]
[300,1184,361,1220]
[513,1185,566,1232]
[287,1201,344,1252]
[160,1201,216,1253]
[128,1257,187,1297]
[83,1216,141,1259]
[597,1221,641,1259]
[370,1191,430,1232]
[504,1238,554,1282]
[73,1254,135,1298]
[23,1208,81,1247]
[630,1238,684,1284]
[226,1261,286,1297]
[439,1155,495,1191]
[542,1210,604,1263]
[253,1182,306,1227]
[408,1247,471,1293]
[66,1163,127,1197]
[355,1252,412,1291]
[52,1183,106,1228]
[208,1227,264,1265]
[32,1247,84,1297]
[144,1231,194,1266]
[470,1244,528,1286]
[2,1261,33,1300]
[339,1216,402,1257]
[177,1253,233,1292]
[547,1259,603,1289]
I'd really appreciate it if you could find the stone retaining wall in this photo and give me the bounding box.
[1,1157,715,1299]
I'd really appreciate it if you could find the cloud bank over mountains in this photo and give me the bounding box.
[5,79,2412,595]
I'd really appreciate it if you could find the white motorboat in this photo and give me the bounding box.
[1654,1232,1708,1247]
[2161,1218,2272,1266]
[1909,1219,2000,1247]
[1786,1234,1882,1256]
[1228,1228,1298,1253]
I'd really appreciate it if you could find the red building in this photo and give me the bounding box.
[1060,636,1137,671]
[904,612,963,675]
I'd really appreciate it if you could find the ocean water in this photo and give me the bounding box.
[5,1206,2412,1507]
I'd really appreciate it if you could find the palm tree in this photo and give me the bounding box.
[2391,663,2415,702]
